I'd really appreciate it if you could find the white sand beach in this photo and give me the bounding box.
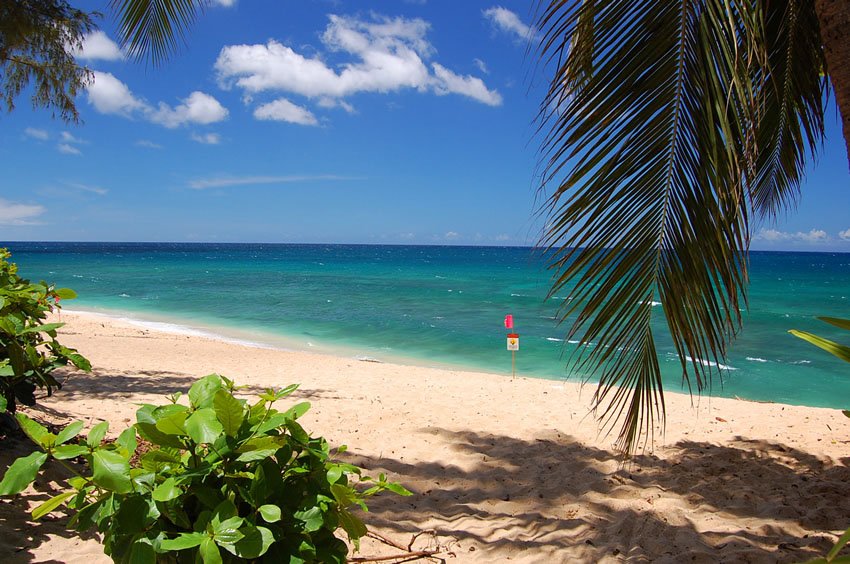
[2,311,849,563]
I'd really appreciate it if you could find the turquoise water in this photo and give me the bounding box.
[4,242,850,409]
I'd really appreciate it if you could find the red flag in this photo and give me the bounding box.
[504,314,513,329]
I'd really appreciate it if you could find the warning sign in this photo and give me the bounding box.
[507,333,519,351]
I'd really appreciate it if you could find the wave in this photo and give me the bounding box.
[119,293,130,297]
[683,355,736,371]
[746,357,768,363]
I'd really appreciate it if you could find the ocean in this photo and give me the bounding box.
[4,242,849,409]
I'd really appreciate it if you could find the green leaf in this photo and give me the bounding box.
[128,537,155,564]
[55,420,84,445]
[233,523,274,559]
[294,507,324,532]
[54,288,77,299]
[213,515,245,545]
[843,410,850,419]
[214,390,244,437]
[152,477,181,502]
[15,413,49,445]
[384,482,413,496]
[87,421,109,447]
[0,451,48,495]
[258,504,281,523]
[117,426,137,456]
[32,491,76,520]
[0,396,6,413]
[136,422,185,449]
[185,408,223,445]
[326,465,343,485]
[92,449,132,493]
[20,322,65,335]
[155,411,188,436]
[52,444,89,460]
[189,374,223,409]
[338,509,367,540]
[160,532,206,551]
[789,330,850,363]
[282,401,311,420]
[199,537,222,564]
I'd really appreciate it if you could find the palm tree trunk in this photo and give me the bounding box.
[814,0,850,167]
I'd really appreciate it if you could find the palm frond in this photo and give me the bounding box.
[109,0,207,65]
[535,0,769,453]
[750,0,826,217]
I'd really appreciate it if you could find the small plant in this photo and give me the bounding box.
[0,248,90,414]
[0,374,410,563]
[790,317,850,563]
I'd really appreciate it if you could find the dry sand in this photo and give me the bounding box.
[2,311,849,563]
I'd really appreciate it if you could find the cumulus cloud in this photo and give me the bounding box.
[87,72,228,129]
[72,31,124,61]
[254,99,319,125]
[431,63,502,106]
[61,131,84,144]
[839,228,850,241]
[191,132,222,145]
[214,13,500,114]
[0,198,46,225]
[188,174,353,190]
[756,228,828,243]
[445,231,459,239]
[151,92,229,128]
[211,0,236,6]
[24,127,49,140]
[87,71,148,116]
[483,6,536,41]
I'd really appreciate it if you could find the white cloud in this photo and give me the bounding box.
[756,228,829,243]
[432,63,502,106]
[483,6,536,41]
[188,175,354,190]
[317,97,356,113]
[151,91,229,128]
[61,131,84,144]
[67,182,108,195]
[87,73,228,128]
[136,139,163,149]
[215,13,500,109]
[58,143,82,155]
[473,58,489,74]
[211,0,236,5]
[191,132,222,145]
[87,71,148,116]
[72,31,124,61]
[839,228,850,241]
[445,231,459,239]
[254,98,319,125]
[494,234,511,241]
[24,127,49,140]
[0,198,46,225]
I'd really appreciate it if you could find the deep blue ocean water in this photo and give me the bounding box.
[4,242,850,409]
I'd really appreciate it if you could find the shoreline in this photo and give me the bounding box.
[2,310,849,561]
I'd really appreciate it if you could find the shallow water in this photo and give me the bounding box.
[6,241,850,408]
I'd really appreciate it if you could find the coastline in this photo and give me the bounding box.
[2,310,849,562]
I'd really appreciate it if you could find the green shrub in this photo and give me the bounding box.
[0,248,90,413]
[0,374,410,563]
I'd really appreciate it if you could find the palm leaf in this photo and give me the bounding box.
[109,0,208,65]
[534,0,825,453]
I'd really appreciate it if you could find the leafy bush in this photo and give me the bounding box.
[0,374,410,563]
[0,248,90,413]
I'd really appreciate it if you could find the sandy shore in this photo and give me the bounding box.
[2,311,849,563]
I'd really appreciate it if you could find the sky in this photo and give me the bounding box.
[1,0,848,250]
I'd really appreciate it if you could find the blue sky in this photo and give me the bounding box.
[1,1,848,250]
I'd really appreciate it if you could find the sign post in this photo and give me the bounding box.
[504,314,518,378]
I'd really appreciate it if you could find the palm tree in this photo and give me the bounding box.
[100,0,850,452]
